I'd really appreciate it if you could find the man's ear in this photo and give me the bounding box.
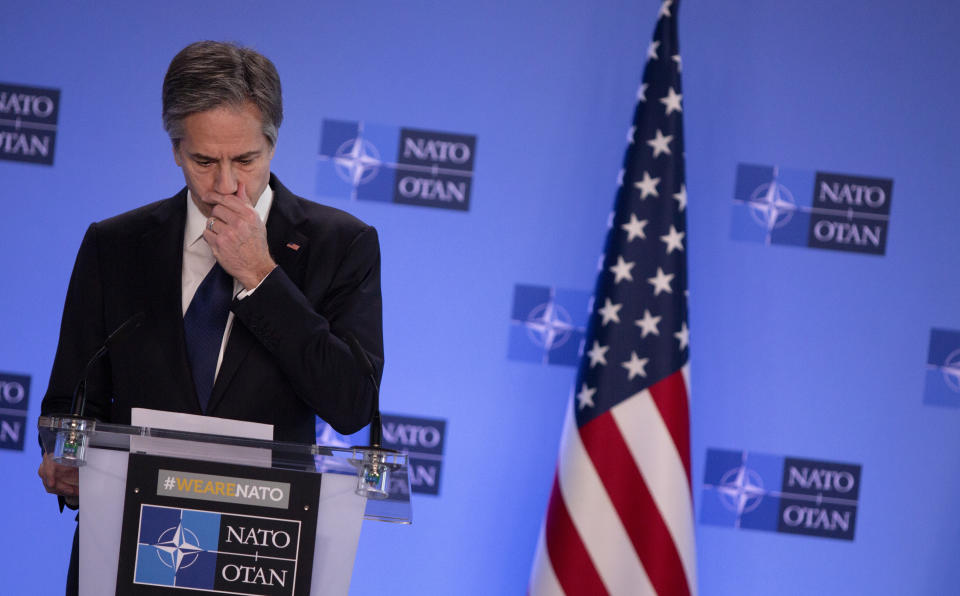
[172,143,183,167]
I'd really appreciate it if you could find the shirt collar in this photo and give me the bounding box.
[185,183,275,247]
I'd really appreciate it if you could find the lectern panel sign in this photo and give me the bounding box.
[117,454,322,595]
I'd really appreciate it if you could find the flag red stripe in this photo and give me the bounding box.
[648,370,692,482]
[580,412,691,596]
[544,475,609,596]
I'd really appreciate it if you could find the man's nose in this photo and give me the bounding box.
[214,165,238,195]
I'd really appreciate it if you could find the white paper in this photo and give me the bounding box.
[129,407,273,467]
[130,407,273,439]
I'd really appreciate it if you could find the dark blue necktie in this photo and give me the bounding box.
[183,263,233,412]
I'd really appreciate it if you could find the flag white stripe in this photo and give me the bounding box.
[529,522,564,596]
[557,399,656,596]
[612,389,698,596]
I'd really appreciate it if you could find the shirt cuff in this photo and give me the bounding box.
[235,266,278,300]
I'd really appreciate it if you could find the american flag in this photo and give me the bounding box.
[529,1,696,595]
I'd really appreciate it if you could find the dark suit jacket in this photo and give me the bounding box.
[40,174,382,443]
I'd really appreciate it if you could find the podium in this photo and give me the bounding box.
[38,415,411,596]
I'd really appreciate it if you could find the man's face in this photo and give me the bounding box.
[173,102,276,217]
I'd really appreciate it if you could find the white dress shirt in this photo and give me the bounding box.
[181,186,274,378]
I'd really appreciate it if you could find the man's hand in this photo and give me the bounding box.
[38,453,79,498]
[205,181,277,290]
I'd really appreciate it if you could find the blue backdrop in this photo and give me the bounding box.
[3,1,959,594]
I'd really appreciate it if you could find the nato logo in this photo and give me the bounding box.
[508,284,590,367]
[923,328,960,407]
[135,505,299,594]
[0,82,60,166]
[317,119,476,211]
[701,449,861,541]
[381,413,446,496]
[135,505,220,590]
[0,371,30,451]
[731,163,893,255]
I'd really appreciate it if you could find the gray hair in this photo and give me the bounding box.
[162,41,283,147]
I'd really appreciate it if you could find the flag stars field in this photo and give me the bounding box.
[660,225,685,254]
[634,171,660,198]
[576,383,596,410]
[674,322,689,350]
[597,298,623,325]
[622,351,650,380]
[660,86,683,115]
[587,341,609,367]
[673,184,687,211]
[621,213,649,241]
[609,256,636,284]
[647,267,675,295]
[647,129,673,158]
[635,309,662,337]
[647,39,660,60]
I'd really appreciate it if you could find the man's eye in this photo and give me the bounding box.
[237,159,253,166]
[196,160,214,167]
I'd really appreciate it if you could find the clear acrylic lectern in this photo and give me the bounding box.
[38,415,411,596]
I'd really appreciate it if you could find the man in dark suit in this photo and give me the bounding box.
[37,41,383,594]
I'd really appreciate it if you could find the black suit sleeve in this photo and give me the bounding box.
[41,223,112,421]
[40,224,112,515]
[230,225,382,435]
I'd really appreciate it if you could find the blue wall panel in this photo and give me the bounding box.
[2,1,959,593]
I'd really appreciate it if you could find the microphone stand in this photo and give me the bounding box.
[343,333,400,499]
[54,313,144,466]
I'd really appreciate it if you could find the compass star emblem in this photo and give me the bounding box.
[333,136,382,186]
[153,522,204,572]
[524,301,576,352]
[748,178,796,232]
[941,349,960,392]
[715,465,766,516]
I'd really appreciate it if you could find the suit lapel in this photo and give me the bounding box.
[207,175,308,413]
[266,177,309,287]
[138,192,198,411]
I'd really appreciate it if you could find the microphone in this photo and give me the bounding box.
[343,332,382,448]
[69,312,145,418]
